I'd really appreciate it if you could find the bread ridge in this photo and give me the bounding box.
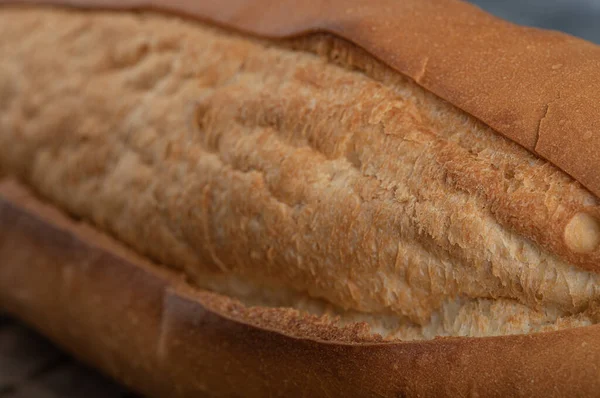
[2,0,600,201]
[3,178,600,397]
[1,7,600,337]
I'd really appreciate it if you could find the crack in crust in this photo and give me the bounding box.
[1,7,600,339]
[534,90,561,149]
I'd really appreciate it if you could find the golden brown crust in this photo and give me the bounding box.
[1,4,600,394]
[1,0,599,201]
[3,178,600,397]
[1,6,599,339]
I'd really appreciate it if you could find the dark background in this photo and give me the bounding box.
[472,0,600,43]
[2,1,600,397]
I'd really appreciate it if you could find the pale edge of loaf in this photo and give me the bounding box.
[2,180,600,397]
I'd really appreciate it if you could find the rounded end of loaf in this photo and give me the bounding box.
[564,212,600,253]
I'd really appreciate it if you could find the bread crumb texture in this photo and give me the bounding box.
[1,6,600,340]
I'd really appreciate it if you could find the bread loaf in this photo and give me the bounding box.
[4,178,600,397]
[1,1,600,396]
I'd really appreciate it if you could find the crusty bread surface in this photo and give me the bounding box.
[3,178,600,397]
[1,7,600,340]
[2,1,600,396]
[3,0,600,200]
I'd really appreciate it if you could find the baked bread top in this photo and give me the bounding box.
[3,4,600,396]
[3,0,600,200]
[1,6,600,339]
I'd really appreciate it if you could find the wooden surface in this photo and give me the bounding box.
[0,314,135,398]
[1,1,599,397]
